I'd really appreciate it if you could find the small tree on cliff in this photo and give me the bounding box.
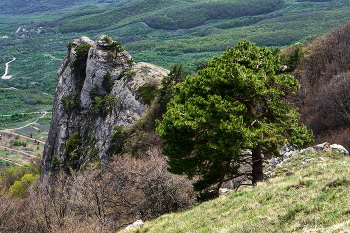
[156,40,313,197]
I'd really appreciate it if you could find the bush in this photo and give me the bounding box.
[136,82,159,105]
[102,71,113,93]
[9,173,39,197]
[61,92,80,115]
[69,44,92,77]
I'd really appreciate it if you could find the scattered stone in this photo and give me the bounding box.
[264,171,275,179]
[305,158,315,163]
[125,220,144,233]
[313,142,330,151]
[300,148,316,155]
[219,188,232,195]
[301,161,306,165]
[318,157,325,162]
[285,171,293,176]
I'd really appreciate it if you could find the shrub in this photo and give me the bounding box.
[9,173,39,197]
[106,41,124,52]
[65,132,81,168]
[106,125,128,156]
[102,71,113,93]
[136,82,159,105]
[69,44,92,76]
[61,92,80,115]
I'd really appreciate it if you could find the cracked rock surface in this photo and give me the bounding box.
[41,36,169,176]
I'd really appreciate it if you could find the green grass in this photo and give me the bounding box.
[128,150,350,232]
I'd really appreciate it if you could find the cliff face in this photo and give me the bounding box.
[41,35,169,176]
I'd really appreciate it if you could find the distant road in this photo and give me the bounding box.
[0,111,49,144]
[0,131,46,144]
[0,155,22,166]
[0,145,36,158]
[2,58,16,79]
[0,111,51,117]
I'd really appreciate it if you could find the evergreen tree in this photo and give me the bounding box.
[160,63,186,105]
[156,40,313,197]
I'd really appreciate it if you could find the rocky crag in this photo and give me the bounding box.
[41,35,169,176]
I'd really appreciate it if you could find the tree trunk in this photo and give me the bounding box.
[252,146,264,185]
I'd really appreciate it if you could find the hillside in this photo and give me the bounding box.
[1,0,350,132]
[1,0,350,90]
[127,147,350,232]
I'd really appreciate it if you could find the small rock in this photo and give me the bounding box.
[284,162,291,166]
[264,171,275,179]
[313,142,330,151]
[305,158,315,163]
[301,161,306,165]
[219,188,231,195]
[318,157,325,162]
[285,171,293,176]
[125,220,144,233]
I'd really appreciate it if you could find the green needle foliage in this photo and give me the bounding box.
[160,63,186,105]
[69,44,92,77]
[156,40,313,198]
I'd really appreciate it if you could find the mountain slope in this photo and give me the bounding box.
[130,149,350,232]
[1,0,350,94]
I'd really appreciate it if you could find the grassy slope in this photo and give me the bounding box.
[129,150,350,232]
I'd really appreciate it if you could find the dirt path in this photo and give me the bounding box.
[0,155,22,166]
[0,111,48,144]
[0,131,46,144]
[2,58,16,79]
[4,111,48,131]
[0,111,49,117]
[0,145,36,158]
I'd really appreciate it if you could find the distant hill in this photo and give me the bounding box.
[0,0,350,118]
[0,0,114,14]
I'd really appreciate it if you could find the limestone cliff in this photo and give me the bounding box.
[41,35,169,176]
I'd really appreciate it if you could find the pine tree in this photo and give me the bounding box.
[156,40,313,198]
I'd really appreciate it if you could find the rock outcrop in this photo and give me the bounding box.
[41,35,169,176]
[264,142,349,178]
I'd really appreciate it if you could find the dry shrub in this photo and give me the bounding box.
[289,22,350,150]
[0,193,30,232]
[20,149,195,232]
[109,149,195,220]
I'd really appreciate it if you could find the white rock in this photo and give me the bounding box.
[330,144,349,157]
[305,158,315,163]
[125,220,144,233]
[219,188,231,195]
[313,142,330,151]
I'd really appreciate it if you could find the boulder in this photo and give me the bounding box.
[125,220,144,233]
[330,144,349,157]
